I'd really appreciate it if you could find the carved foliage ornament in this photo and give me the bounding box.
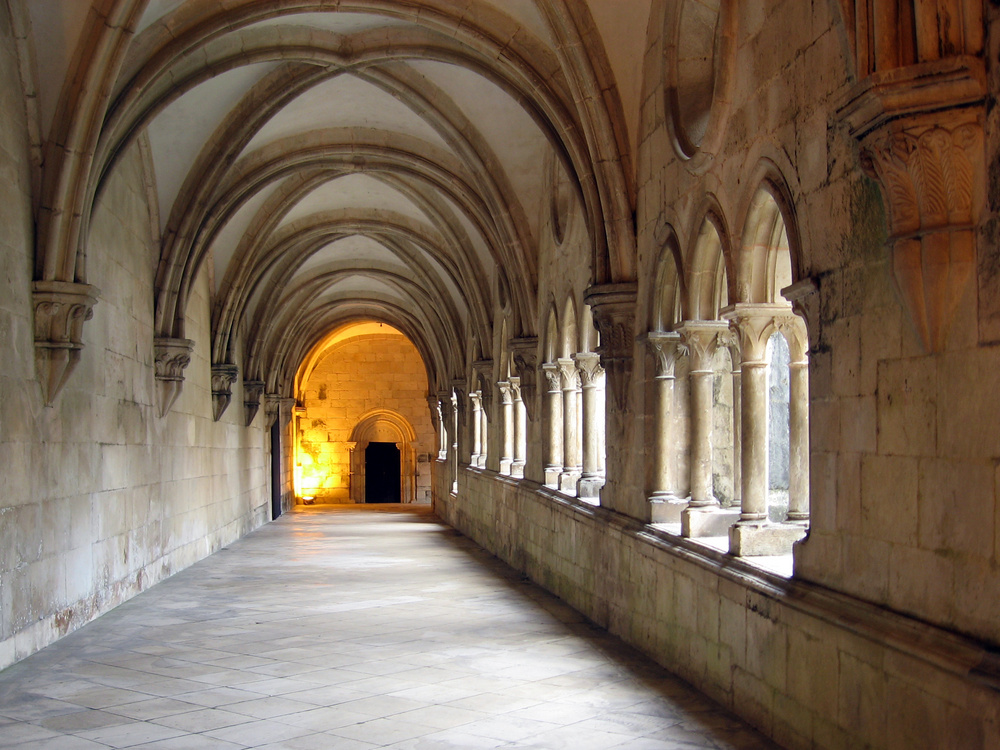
[584,284,637,414]
[210,364,240,422]
[32,281,99,406]
[860,120,982,352]
[154,337,195,417]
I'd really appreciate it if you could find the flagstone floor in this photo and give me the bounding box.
[0,505,779,749]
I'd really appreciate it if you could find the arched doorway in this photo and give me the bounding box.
[365,442,402,503]
[349,410,420,503]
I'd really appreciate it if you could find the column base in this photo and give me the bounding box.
[559,471,581,495]
[681,504,740,537]
[544,467,561,488]
[649,493,687,524]
[729,521,808,556]
[577,475,605,499]
[499,459,512,475]
[512,461,525,479]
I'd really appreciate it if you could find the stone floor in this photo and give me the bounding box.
[0,505,780,749]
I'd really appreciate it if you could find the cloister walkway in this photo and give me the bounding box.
[0,506,778,749]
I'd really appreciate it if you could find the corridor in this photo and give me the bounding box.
[0,507,777,749]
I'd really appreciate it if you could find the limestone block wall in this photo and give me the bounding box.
[298,332,434,503]
[0,8,268,668]
[437,470,1000,749]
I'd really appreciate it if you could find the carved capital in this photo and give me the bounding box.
[557,358,580,390]
[438,391,455,422]
[676,321,729,372]
[243,380,265,426]
[210,364,240,422]
[573,352,604,387]
[542,362,562,392]
[497,380,513,405]
[839,59,985,353]
[584,283,636,412]
[644,331,682,379]
[154,337,195,417]
[723,304,790,364]
[32,281,99,406]
[279,397,298,429]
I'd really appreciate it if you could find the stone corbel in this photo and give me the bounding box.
[32,281,99,406]
[264,394,280,428]
[211,364,239,422]
[838,57,986,353]
[781,278,819,352]
[281,398,298,429]
[243,380,265,426]
[154,337,195,417]
[509,337,539,421]
[472,359,494,419]
[583,283,637,412]
[426,394,441,432]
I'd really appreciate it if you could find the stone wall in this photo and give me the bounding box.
[297,332,434,503]
[0,8,268,668]
[437,469,1000,749]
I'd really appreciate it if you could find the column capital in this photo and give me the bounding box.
[509,338,538,421]
[643,331,683,378]
[676,320,729,372]
[497,380,513,405]
[723,303,791,364]
[557,358,581,390]
[781,278,819,353]
[573,351,604,387]
[541,362,562,392]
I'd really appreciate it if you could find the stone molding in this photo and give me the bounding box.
[211,364,240,422]
[243,380,265,426]
[584,283,637,413]
[838,57,985,352]
[32,281,100,406]
[154,337,195,418]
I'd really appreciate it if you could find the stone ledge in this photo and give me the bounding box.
[729,521,807,556]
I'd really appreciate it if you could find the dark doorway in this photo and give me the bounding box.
[365,442,401,503]
[270,420,282,520]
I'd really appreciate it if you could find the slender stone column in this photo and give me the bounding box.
[470,391,482,467]
[782,315,810,523]
[511,377,526,478]
[729,345,743,511]
[478,397,489,469]
[574,352,605,499]
[677,321,738,537]
[542,363,563,488]
[558,358,581,494]
[452,381,469,465]
[646,332,684,523]
[726,305,808,555]
[498,381,514,475]
[728,307,777,524]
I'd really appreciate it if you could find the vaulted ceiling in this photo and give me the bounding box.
[19,0,649,398]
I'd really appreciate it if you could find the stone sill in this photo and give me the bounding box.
[455,465,1000,693]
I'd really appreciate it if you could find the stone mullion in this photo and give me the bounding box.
[542,363,563,488]
[646,332,683,522]
[557,358,581,494]
[574,352,605,499]
[781,315,811,523]
[469,392,482,466]
[511,377,526,478]
[497,381,514,476]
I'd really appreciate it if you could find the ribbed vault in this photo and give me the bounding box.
[22,0,637,409]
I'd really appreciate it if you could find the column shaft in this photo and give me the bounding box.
[740,362,769,521]
[787,360,810,521]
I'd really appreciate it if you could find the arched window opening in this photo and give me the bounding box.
[766,331,791,521]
